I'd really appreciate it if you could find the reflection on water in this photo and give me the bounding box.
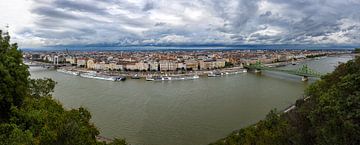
[29,55,353,145]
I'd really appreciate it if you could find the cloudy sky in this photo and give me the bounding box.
[1,0,360,47]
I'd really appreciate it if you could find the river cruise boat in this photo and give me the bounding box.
[115,76,126,81]
[146,75,155,81]
[146,75,199,81]
[57,69,80,76]
[207,71,222,77]
[80,72,126,81]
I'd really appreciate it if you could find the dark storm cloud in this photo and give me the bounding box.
[54,0,109,15]
[142,1,155,11]
[16,0,360,46]
[31,6,79,20]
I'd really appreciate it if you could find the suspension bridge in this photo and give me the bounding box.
[244,62,323,81]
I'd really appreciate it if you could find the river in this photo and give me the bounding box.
[29,55,354,145]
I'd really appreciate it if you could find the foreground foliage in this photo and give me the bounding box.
[0,31,127,145]
[355,48,360,53]
[211,56,360,145]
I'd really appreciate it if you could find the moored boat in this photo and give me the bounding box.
[146,75,155,81]
[57,69,80,76]
[208,71,222,77]
[131,74,140,79]
[146,75,199,81]
[115,76,126,81]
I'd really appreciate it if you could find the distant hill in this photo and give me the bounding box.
[21,44,357,51]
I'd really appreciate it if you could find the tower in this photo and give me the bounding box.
[54,55,59,66]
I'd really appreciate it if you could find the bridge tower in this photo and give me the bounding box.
[301,76,308,81]
[53,55,59,66]
[297,65,318,81]
[254,69,262,73]
[254,61,262,73]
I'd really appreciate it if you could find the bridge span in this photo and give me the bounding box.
[244,62,323,81]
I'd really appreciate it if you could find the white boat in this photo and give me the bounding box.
[146,75,199,81]
[208,71,222,77]
[80,72,117,81]
[146,75,155,81]
[57,69,79,76]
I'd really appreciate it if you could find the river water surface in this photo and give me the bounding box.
[29,55,353,145]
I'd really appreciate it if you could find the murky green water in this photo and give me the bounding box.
[29,55,353,145]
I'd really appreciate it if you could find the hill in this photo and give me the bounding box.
[211,56,360,145]
[0,31,127,145]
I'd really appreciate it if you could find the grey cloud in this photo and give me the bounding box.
[16,0,360,47]
[154,22,166,27]
[54,0,108,15]
[142,1,155,11]
[260,11,272,18]
[31,6,79,20]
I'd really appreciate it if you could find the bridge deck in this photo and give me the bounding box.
[245,65,322,78]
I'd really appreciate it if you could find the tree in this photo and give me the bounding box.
[0,30,127,145]
[305,56,360,145]
[109,138,128,145]
[211,56,360,145]
[0,30,30,120]
[355,48,360,53]
[29,78,56,98]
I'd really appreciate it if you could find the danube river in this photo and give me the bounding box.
[29,55,353,145]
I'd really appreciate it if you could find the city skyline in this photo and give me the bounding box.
[1,0,360,48]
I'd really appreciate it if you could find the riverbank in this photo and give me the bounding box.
[55,66,247,81]
[53,54,350,81]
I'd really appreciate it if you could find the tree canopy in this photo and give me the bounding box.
[211,56,360,145]
[0,31,127,144]
[0,30,30,120]
[355,48,360,53]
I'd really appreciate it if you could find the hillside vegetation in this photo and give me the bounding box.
[211,55,360,145]
[355,48,360,53]
[0,32,127,145]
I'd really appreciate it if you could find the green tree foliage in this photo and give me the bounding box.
[212,56,360,145]
[29,78,56,98]
[0,31,127,144]
[355,48,360,53]
[108,138,129,145]
[0,30,30,120]
[211,110,293,145]
[8,97,100,145]
[305,56,360,145]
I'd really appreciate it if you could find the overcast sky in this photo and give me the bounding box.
[0,0,359,47]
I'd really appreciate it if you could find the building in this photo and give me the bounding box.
[126,62,137,71]
[114,63,124,71]
[148,61,159,71]
[65,56,76,65]
[107,62,117,70]
[87,59,95,69]
[135,62,149,71]
[94,62,105,70]
[159,60,177,71]
[199,59,226,70]
[43,55,53,62]
[77,58,87,67]
[215,59,226,68]
[177,62,186,70]
[185,60,199,70]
